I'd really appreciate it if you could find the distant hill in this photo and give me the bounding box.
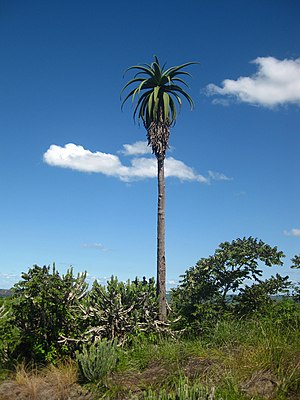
[0,289,12,297]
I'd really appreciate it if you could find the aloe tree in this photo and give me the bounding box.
[121,56,196,321]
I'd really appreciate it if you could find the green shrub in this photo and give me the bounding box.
[11,264,88,363]
[76,340,118,385]
[0,301,20,365]
[268,297,300,329]
[233,274,290,317]
[81,276,163,345]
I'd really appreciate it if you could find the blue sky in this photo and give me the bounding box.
[0,0,299,289]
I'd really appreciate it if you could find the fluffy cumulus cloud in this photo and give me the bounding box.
[207,57,300,107]
[284,228,300,237]
[44,143,127,177]
[43,142,230,184]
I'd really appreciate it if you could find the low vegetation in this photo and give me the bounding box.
[0,237,299,399]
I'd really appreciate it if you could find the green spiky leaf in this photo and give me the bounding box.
[121,56,197,127]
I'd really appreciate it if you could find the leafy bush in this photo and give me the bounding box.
[268,297,300,329]
[76,340,118,385]
[0,301,20,365]
[233,274,290,316]
[81,276,164,345]
[11,264,88,363]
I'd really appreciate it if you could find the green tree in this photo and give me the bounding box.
[11,264,87,363]
[121,56,196,321]
[171,237,285,331]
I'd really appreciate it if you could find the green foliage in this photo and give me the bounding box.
[136,383,247,400]
[6,266,165,363]
[11,264,88,363]
[171,237,286,332]
[291,254,300,269]
[0,300,20,365]
[132,380,214,400]
[121,56,196,129]
[76,340,118,385]
[291,254,300,301]
[234,274,291,316]
[268,297,300,330]
[81,276,163,345]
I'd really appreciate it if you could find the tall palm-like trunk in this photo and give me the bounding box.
[157,154,167,321]
[147,114,169,322]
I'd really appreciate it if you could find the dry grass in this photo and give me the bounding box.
[14,363,42,400]
[0,361,92,400]
[41,361,78,399]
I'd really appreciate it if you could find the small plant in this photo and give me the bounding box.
[131,380,215,399]
[76,340,118,386]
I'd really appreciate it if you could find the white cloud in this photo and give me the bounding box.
[284,228,300,237]
[81,243,109,251]
[0,273,19,280]
[207,57,300,107]
[43,142,219,184]
[208,170,232,181]
[0,273,20,289]
[211,98,230,106]
[44,143,127,177]
[165,157,207,183]
[126,157,157,179]
[120,141,152,156]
